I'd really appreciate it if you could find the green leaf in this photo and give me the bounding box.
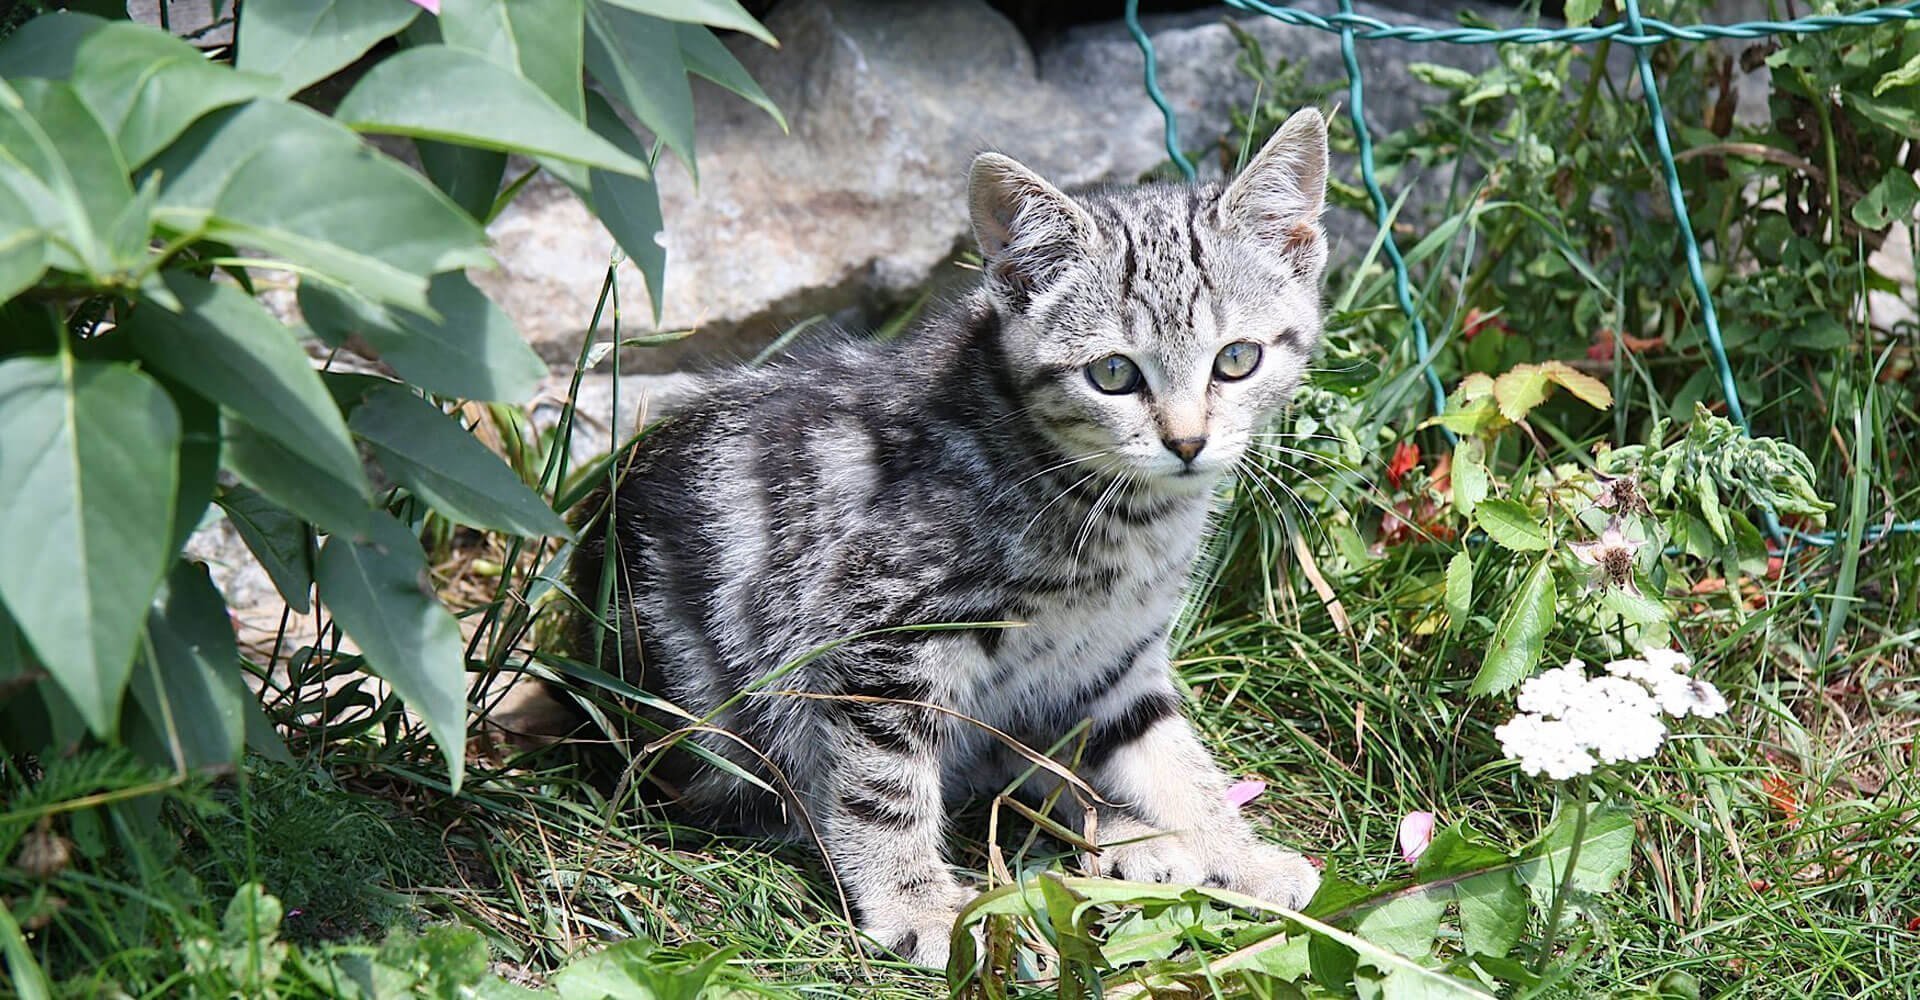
[164,379,221,555]
[0,358,180,737]
[335,45,650,176]
[585,2,696,172]
[1874,48,1920,96]
[598,0,776,45]
[1469,556,1555,695]
[214,484,315,614]
[13,78,132,269]
[0,79,88,276]
[122,272,370,494]
[1353,888,1447,961]
[299,272,546,403]
[416,140,509,221]
[1491,365,1550,423]
[1518,803,1635,907]
[0,900,53,1000]
[1562,0,1601,27]
[224,418,373,540]
[441,0,586,118]
[1852,169,1920,231]
[1454,871,1526,958]
[0,17,279,167]
[148,100,489,311]
[1451,436,1488,517]
[584,91,666,320]
[235,0,422,97]
[349,387,571,538]
[0,169,49,303]
[129,560,247,771]
[1444,550,1472,629]
[675,23,784,129]
[316,511,468,792]
[1473,498,1548,552]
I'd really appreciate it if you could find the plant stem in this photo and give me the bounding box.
[1534,777,1592,974]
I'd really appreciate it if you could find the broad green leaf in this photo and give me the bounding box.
[299,273,545,402]
[1518,803,1635,906]
[585,91,666,319]
[416,140,509,221]
[349,387,571,538]
[1536,360,1612,410]
[215,484,315,613]
[122,273,369,495]
[316,511,468,792]
[236,0,422,97]
[1562,0,1601,26]
[598,0,776,45]
[1353,888,1447,961]
[675,23,784,129]
[1454,871,1526,958]
[335,45,650,176]
[164,379,221,555]
[1444,550,1472,629]
[1491,365,1550,423]
[585,3,695,172]
[1469,556,1555,695]
[1451,436,1488,516]
[0,358,180,737]
[0,171,48,302]
[224,418,372,540]
[0,78,105,275]
[129,560,247,771]
[0,16,279,167]
[440,0,585,118]
[13,79,132,267]
[1473,498,1549,552]
[148,101,489,311]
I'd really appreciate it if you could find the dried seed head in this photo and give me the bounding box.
[16,819,71,881]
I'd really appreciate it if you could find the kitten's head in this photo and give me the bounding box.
[968,108,1329,494]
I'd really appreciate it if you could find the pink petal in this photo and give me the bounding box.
[406,0,440,13]
[1397,811,1437,864]
[1223,779,1267,809]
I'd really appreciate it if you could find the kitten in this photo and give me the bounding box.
[569,108,1331,968]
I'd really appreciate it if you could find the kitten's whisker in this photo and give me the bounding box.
[1073,470,1129,559]
[1022,466,1107,540]
[999,449,1115,499]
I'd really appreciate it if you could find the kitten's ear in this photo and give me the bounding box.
[1219,107,1329,274]
[969,153,1098,300]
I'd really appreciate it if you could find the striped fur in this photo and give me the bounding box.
[570,109,1332,967]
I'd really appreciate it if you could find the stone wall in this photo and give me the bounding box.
[474,0,1510,374]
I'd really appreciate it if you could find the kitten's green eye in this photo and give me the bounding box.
[1085,354,1143,394]
[1213,341,1263,381]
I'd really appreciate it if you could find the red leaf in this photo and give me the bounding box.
[1386,441,1420,490]
[1761,774,1802,826]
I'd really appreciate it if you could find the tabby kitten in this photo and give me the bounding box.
[569,108,1332,968]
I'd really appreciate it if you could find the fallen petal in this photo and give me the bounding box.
[1398,810,1437,864]
[1224,778,1267,809]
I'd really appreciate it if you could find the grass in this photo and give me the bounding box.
[6,18,1920,998]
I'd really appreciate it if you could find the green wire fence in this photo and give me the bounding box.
[1125,0,1920,548]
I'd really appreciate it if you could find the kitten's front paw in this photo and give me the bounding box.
[863,882,975,970]
[1231,843,1322,910]
[1100,831,1208,885]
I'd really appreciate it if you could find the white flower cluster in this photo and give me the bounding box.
[1495,649,1726,779]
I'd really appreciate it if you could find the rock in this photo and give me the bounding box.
[475,0,1506,372]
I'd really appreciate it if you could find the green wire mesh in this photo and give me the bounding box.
[1124,0,1920,547]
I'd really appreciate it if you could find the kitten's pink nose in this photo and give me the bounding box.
[1164,436,1207,465]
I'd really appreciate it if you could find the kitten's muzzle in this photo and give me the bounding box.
[1163,436,1207,468]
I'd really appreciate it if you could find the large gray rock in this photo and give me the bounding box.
[475,0,1505,372]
